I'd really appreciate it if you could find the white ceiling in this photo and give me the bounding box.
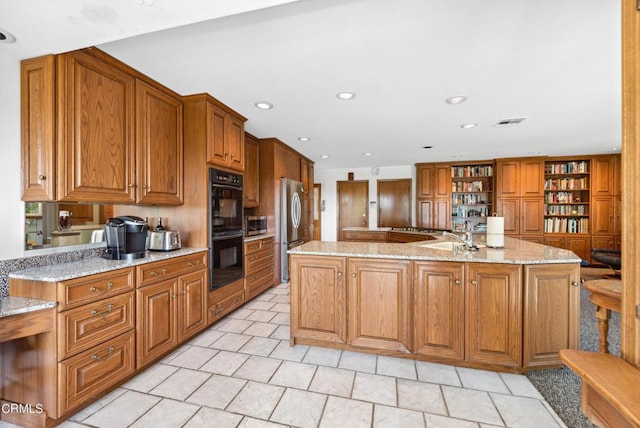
[1,0,622,170]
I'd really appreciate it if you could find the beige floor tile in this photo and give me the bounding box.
[319,395,373,428]
[122,363,179,393]
[245,300,277,311]
[210,332,253,351]
[68,388,127,422]
[338,350,377,373]
[397,378,447,415]
[165,345,218,370]
[234,355,283,382]
[270,388,327,428]
[269,312,291,325]
[377,355,417,380]
[186,374,246,409]
[499,372,544,399]
[199,349,249,375]
[423,413,479,428]
[456,367,510,394]
[239,336,280,356]
[82,390,161,428]
[373,404,425,428]
[269,340,309,361]
[129,398,199,428]
[217,318,254,333]
[244,321,278,337]
[187,329,226,347]
[270,360,317,389]
[227,308,255,320]
[309,366,355,397]
[246,309,278,322]
[352,372,397,406]
[237,417,288,427]
[270,303,290,313]
[415,360,461,387]
[269,325,290,340]
[442,386,503,425]
[491,393,563,427]
[269,295,291,304]
[303,346,342,367]
[227,381,285,419]
[184,407,243,428]
[149,368,210,401]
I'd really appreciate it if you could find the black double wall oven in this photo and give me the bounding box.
[209,168,244,291]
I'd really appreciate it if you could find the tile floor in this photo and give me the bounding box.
[5,282,567,428]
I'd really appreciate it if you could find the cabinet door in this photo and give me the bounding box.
[21,55,56,201]
[592,196,614,235]
[414,262,464,360]
[520,198,544,234]
[417,199,433,229]
[136,280,178,368]
[523,264,579,368]
[378,179,411,227]
[520,159,544,197]
[565,236,590,261]
[434,164,452,198]
[495,160,520,197]
[244,135,260,207]
[177,270,207,342]
[592,236,615,250]
[348,258,411,353]
[290,255,347,344]
[136,80,183,205]
[543,236,565,250]
[592,155,615,196]
[433,198,451,230]
[57,50,136,203]
[416,164,434,198]
[206,103,227,167]
[225,113,245,171]
[466,263,522,368]
[496,198,519,234]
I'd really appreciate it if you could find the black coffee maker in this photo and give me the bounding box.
[102,216,149,260]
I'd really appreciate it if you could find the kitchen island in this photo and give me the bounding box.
[288,236,581,373]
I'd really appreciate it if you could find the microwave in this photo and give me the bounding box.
[245,215,267,236]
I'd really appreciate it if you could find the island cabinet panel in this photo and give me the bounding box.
[347,258,412,353]
[413,262,464,360]
[290,255,347,344]
[523,264,580,369]
[465,263,522,368]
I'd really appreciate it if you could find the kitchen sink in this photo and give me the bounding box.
[419,241,486,251]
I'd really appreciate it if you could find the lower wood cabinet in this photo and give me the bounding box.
[290,254,578,372]
[208,277,244,325]
[347,258,412,353]
[136,279,178,368]
[244,236,275,300]
[544,235,591,261]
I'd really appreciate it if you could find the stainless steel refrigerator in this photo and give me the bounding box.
[281,177,305,281]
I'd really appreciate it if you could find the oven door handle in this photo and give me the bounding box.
[212,183,242,192]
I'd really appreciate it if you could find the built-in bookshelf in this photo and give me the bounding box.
[451,163,494,232]
[543,160,590,234]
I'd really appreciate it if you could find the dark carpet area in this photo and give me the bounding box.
[525,268,621,428]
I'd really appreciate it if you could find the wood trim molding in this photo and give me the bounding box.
[621,0,640,365]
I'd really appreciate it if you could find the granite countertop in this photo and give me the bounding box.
[9,247,209,282]
[244,233,276,242]
[288,236,581,264]
[0,296,56,318]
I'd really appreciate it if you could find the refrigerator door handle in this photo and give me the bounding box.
[291,192,301,229]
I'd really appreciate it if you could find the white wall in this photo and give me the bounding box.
[0,53,27,260]
[314,165,415,241]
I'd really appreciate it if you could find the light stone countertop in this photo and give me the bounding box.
[244,233,276,242]
[9,247,209,282]
[0,296,56,318]
[289,236,581,264]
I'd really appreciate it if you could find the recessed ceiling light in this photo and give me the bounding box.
[445,95,468,105]
[610,147,620,151]
[460,123,478,129]
[298,137,310,142]
[336,91,356,101]
[363,152,373,156]
[254,101,273,110]
[320,155,329,159]
[0,28,16,43]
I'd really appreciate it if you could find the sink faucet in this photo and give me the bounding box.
[442,231,478,251]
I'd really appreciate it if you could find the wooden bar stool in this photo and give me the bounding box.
[582,279,622,354]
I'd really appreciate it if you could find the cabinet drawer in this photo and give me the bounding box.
[343,231,387,242]
[245,237,274,255]
[137,252,207,287]
[209,289,244,325]
[58,330,135,415]
[58,268,134,311]
[58,292,135,359]
[245,266,274,295]
[245,247,274,273]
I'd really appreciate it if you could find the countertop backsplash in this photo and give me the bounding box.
[0,247,105,297]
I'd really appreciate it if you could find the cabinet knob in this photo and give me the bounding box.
[182,290,187,295]
[128,183,136,188]
[142,184,148,189]
[470,279,478,285]
[337,272,342,277]
[454,279,461,285]
[172,294,177,299]
[38,174,46,180]
[351,273,357,278]
[571,281,579,286]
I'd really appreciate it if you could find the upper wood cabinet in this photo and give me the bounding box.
[183,94,247,172]
[592,154,621,196]
[496,158,544,197]
[21,48,184,205]
[416,163,451,198]
[244,133,260,208]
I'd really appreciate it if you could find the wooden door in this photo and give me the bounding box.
[520,198,544,235]
[177,270,207,342]
[347,258,411,353]
[414,261,464,360]
[496,198,520,235]
[592,196,614,235]
[21,55,56,201]
[57,50,136,203]
[377,179,411,228]
[206,103,227,167]
[135,79,183,205]
[337,180,368,240]
[290,255,347,344]
[313,183,322,240]
[523,264,579,368]
[495,160,520,197]
[136,280,177,368]
[225,113,245,171]
[466,263,522,368]
[243,134,259,207]
[520,159,544,197]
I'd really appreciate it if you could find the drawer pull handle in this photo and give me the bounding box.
[91,346,115,361]
[187,261,201,267]
[91,303,115,317]
[90,282,113,294]
[150,269,168,277]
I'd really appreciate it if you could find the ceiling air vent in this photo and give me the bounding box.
[494,117,527,127]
